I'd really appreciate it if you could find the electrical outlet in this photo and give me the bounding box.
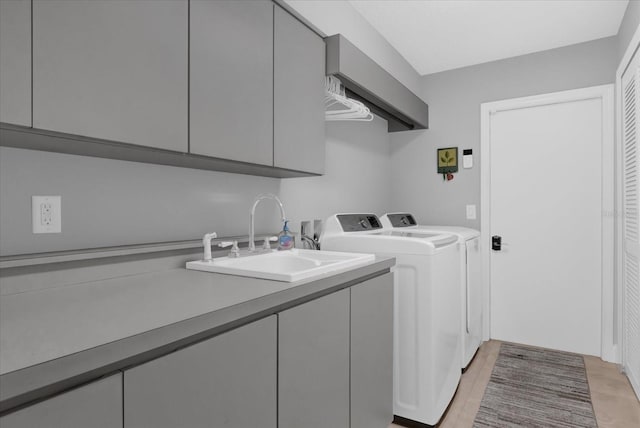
[32,196,61,233]
[41,202,53,225]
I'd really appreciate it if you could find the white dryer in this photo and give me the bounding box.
[380,213,482,371]
[321,214,461,427]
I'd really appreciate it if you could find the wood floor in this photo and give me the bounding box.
[390,340,640,428]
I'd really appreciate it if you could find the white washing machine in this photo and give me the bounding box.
[380,213,482,371]
[321,214,462,427]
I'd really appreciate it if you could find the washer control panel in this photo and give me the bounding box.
[385,213,417,227]
[336,214,383,232]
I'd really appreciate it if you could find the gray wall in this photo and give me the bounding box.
[0,117,391,256]
[618,0,640,62]
[0,146,283,255]
[389,36,618,229]
[280,116,391,235]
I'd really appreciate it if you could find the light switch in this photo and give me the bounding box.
[466,204,476,220]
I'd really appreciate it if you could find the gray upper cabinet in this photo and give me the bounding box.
[0,0,31,127]
[273,5,326,174]
[278,289,350,428]
[190,0,274,166]
[351,273,394,428]
[124,316,277,428]
[5,0,325,177]
[32,0,188,152]
[7,0,325,176]
[0,374,122,428]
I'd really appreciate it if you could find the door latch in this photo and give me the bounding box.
[492,235,502,251]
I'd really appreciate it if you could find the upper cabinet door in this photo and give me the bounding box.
[32,0,188,152]
[273,6,325,174]
[0,0,31,127]
[190,0,274,166]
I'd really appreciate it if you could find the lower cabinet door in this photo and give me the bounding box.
[0,374,122,428]
[351,273,394,428]
[278,288,350,428]
[124,316,277,428]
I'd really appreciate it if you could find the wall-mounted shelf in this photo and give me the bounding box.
[325,34,429,132]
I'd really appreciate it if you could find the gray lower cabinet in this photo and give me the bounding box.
[351,272,394,428]
[32,0,188,152]
[0,374,122,428]
[0,0,31,127]
[273,5,326,174]
[278,288,351,428]
[0,274,392,427]
[124,316,277,428]
[190,0,274,166]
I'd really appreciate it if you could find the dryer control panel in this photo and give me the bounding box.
[385,213,417,227]
[336,214,383,232]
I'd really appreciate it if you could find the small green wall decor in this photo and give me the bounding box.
[437,147,458,180]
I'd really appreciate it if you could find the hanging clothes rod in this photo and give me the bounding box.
[324,76,374,122]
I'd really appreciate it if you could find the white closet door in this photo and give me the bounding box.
[622,49,640,398]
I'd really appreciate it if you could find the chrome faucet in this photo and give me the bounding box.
[249,193,286,252]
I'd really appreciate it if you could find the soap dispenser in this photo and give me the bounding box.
[278,220,294,251]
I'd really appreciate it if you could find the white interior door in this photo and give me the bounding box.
[486,87,613,356]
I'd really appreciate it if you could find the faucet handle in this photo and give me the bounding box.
[262,236,278,250]
[219,241,240,258]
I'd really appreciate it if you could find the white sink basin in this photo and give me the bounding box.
[186,249,375,282]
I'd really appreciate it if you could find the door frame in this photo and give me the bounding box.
[480,85,615,361]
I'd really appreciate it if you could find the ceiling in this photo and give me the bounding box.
[348,0,629,76]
